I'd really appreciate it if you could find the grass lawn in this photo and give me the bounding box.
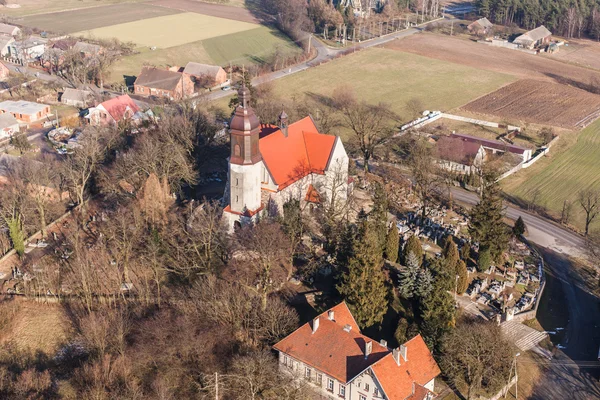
[503,118,600,231]
[108,26,300,85]
[17,3,180,33]
[75,12,258,48]
[269,48,514,118]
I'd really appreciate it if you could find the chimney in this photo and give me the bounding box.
[312,317,320,334]
[379,339,388,348]
[392,348,401,366]
[328,310,335,321]
[343,324,352,332]
[278,109,289,137]
[364,341,372,359]
[400,344,408,362]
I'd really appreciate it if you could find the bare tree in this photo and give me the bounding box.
[578,189,600,236]
[408,137,440,220]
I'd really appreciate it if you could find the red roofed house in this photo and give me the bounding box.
[274,302,441,400]
[223,86,349,230]
[87,94,140,126]
[436,135,486,174]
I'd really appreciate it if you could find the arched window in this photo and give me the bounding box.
[236,178,239,186]
[234,144,241,157]
[235,195,239,203]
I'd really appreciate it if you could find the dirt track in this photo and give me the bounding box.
[462,80,600,128]
[382,33,600,89]
[150,0,260,24]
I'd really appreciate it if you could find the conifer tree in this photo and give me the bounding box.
[513,216,526,237]
[398,251,421,299]
[371,182,389,252]
[403,235,423,265]
[385,226,400,263]
[469,173,509,263]
[416,268,434,299]
[456,259,469,294]
[420,279,455,351]
[337,224,388,329]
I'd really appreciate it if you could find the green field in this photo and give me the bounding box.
[268,47,515,117]
[108,26,301,84]
[76,12,258,48]
[18,3,180,33]
[503,120,600,231]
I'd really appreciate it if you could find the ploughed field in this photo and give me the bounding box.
[461,80,600,129]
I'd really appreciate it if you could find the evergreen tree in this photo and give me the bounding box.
[469,175,509,263]
[513,216,526,237]
[337,224,388,329]
[398,251,421,299]
[394,318,409,345]
[7,215,24,257]
[228,70,256,109]
[460,242,471,260]
[416,268,434,299]
[371,182,389,252]
[385,226,400,263]
[420,279,456,351]
[403,235,423,265]
[456,259,469,294]
[477,247,492,272]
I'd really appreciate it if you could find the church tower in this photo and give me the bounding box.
[227,85,262,215]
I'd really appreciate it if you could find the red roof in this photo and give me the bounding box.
[273,302,440,399]
[100,94,139,122]
[259,116,336,190]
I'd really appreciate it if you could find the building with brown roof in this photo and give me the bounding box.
[450,132,532,161]
[436,135,486,174]
[513,25,552,49]
[134,67,194,100]
[273,302,441,400]
[183,62,228,88]
[468,17,493,36]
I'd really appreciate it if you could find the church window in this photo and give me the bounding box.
[234,144,241,157]
[235,195,239,203]
[236,178,239,186]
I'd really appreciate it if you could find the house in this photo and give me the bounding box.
[0,23,20,37]
[0,100,51,123]
[87,94,140,126]
[73,41,102,56]
[0,35,15,57]
[0,113,19,139]
[222,86,349,230]
[449,133,532,162]
[61,88,94,108]
[133,67,194,100]
[183,62,228,87]
[273,302,441,400]
[513,26,552,49]
[468,18,493,36]
[0,61,9,79]
[436,135,486,174]
[12,36,47,62]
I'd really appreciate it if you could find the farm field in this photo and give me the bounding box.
[108,26,300,84]
[462,80,600,129]
[545,39,600,71]
[503,119,600,231]
[267,47,515,117]
[16,2,180,33]
[150,0,258,22]
[75,12,258,48]
[0,0,146,17]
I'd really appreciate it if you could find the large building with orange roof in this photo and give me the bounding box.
[273,302,441,400]
[223,85,349,230]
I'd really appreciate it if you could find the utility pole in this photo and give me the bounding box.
[450,19,454,36]
[215,372,218,400]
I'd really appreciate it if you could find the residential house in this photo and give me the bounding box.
[12,36,47,63]
[468,18,493,36]
[513,26,552,49]
[0,113,19,139]
[436,135,486,174]
[222,86,349,231]
[0,23,20,37]
[0,61,9,79]
[61,88,94,108]
[274,302,441,400]
[0,35,15,57]
[0,100,51,123]
[449,132,532,162]
[183,62,228,88]
[133,67,194,100]
[73,41,102,56]
[87,94,140,126]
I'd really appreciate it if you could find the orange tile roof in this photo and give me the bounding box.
[273,302,441,400]
[101,94,139,122]
[259,116,336,190]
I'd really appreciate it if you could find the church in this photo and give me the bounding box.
[223,85,349,230]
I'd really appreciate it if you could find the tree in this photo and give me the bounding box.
[333,86,396,172]
[561,199,573,225]
[337,224,388,329]
[385,226,399,263]
[477,247,492,272]
[419,279,455,350]
[281,199,305,264]
[539,127,555,145]
[10,132,31,155]
[398,251,421,299]
[416,267,434,299]
[371,182,389,252]
[440,318,515,399]
[469,171,508,263]
[403,235,423,265]
[456,259,468,294]
[408,137,439,220]
[513,216,526,236]
[578,189,600,236]
[406,98,424,119]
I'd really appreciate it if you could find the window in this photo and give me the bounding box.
[339,385,345,397]
[374,388,380,396]
[283,355,287,365]
[327,378,334,392]
[365,383,370,391]
[316,374,322,385]
[359,395,367,400]
[234,144,241,157]
[305,367,311,380]
[235,195,239,203]
[235,178,239,186]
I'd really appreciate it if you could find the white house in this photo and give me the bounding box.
[223,86,349,230]
[0,23,21,37]
[274,302,441,400]
[87,94,140,126]
[0,113,19,139]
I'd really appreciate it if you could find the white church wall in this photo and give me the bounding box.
[230,162,262,213]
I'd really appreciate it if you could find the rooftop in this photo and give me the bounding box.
[183,62,223,77]
[0,100,49,116]
[0,23,19,36]
[450,132,529,155]
[514,25,552,45]
[436,135,483,165]
[134,67,184,91]
[0,113,19,129]
[98,94,140,122]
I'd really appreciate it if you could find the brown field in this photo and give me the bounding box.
[545,39,600,71]
[150,0,260,23]
[462,79,600,128]
[382,33,600,88]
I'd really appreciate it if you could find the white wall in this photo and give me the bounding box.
[229,162,262,213]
